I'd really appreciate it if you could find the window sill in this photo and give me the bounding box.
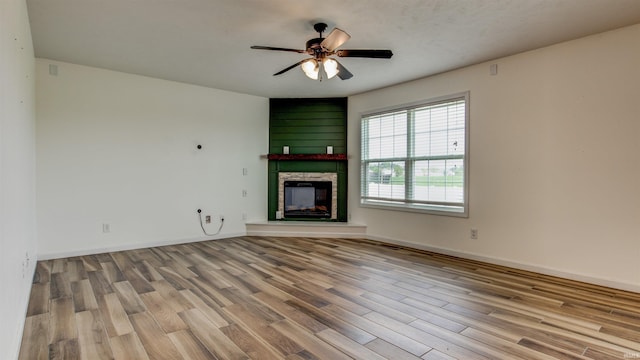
[360,200,468,218]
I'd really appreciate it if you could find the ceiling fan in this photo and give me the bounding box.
[251,22,393,81]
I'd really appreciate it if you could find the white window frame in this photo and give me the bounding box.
[360,92,470,217]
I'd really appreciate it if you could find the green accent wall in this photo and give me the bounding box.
[270,98,347,155]
[268,98,348,222]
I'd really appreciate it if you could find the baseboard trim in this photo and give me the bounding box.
[36,230,639,294]
[37,232,246,260]
[11,261,37,360]
[366,234,640,294]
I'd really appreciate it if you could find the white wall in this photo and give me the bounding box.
[348,24,640,292]
[0,0,37,358]
[36,60,269,258]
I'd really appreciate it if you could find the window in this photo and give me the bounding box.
[360,92,469,216]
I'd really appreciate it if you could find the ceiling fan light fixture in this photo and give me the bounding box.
[323,58,339,79]
[252,22,392,80]
[301,59,319,79]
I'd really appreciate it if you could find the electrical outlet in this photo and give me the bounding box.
[103,223,111,233]
[205,215,211,224]
[242,168,248,176]
[470,228,478,240]
[220,215,225,222]
[242,189,247,197]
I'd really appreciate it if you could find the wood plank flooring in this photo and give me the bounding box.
[19,236,640,359]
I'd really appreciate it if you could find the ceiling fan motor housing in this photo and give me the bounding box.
[306,38,326,56]
[307,22,330,56]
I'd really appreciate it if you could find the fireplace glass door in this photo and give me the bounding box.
[284,181,332,218]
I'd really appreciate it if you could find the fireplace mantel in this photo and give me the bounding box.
[266,154,348,161]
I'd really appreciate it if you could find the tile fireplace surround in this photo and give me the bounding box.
[278,172,338,220]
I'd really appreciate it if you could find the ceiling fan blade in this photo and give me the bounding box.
[273,60,307,76]
[335,60,353,80]
[321,28,351,51]
[336,49,393,58]
[251,45,306,53]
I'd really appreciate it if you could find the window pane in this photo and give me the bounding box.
[444,159,464,203]
[448,128,464,156]
[414,131,429,157]
[368,138,381,159]
[379,136,394,158]
[393,135,407,158]
[368,117,381,138]
[413,100,466,158]
[415,159,444,202]
[362,110,407,160]
[364,161,405,199]
[413,159,464,203]
[430,129,448,156]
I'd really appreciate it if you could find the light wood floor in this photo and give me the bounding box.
[19,236,640,359]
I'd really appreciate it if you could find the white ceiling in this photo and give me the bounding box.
[26,0,640,98]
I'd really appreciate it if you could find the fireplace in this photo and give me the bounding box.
[284,181,332,218]
[278,172,338,220]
